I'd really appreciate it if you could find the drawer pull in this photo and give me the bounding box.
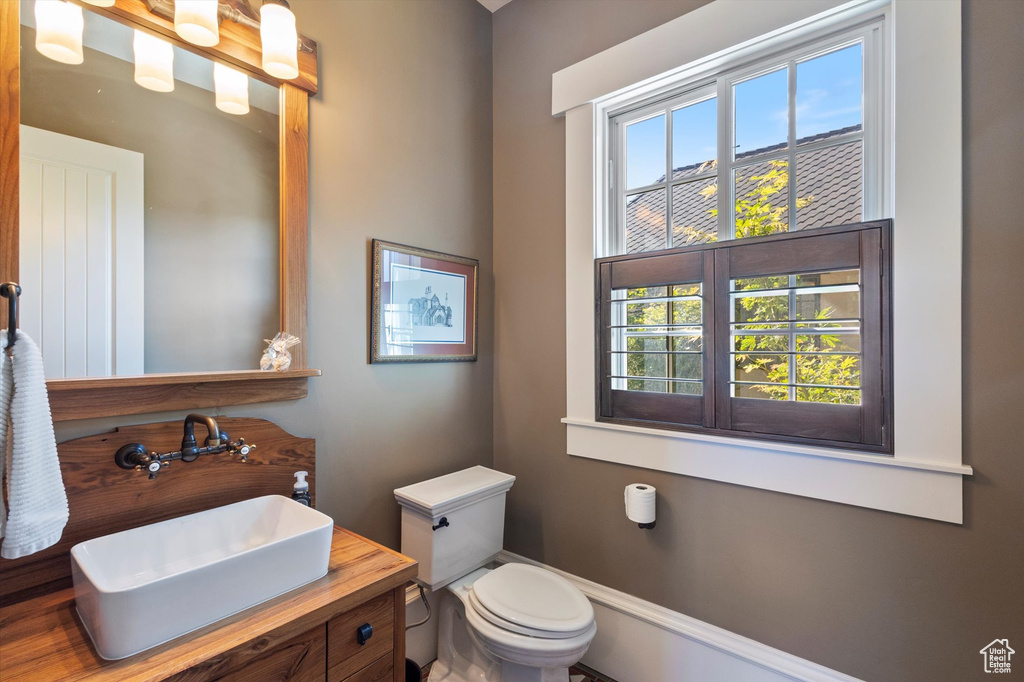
[356,622,373,646]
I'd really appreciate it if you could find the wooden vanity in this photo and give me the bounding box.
[0,527,417,682]
[0,419,417,681]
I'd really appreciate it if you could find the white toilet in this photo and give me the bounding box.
[395,466,597,682]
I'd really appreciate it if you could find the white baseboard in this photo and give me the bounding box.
[497,551,862,682]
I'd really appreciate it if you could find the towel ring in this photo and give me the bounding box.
[0,282,19,352]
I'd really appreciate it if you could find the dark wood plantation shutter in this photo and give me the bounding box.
[596,220,892,453]
[597,249,715,428]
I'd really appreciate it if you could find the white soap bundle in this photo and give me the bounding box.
[260,332,301,371]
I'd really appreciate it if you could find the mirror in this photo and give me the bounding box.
[18,0,280,378]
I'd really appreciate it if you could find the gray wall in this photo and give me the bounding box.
[42,1,1024,680]
[53,0,495,549]
[492,1,1024,681]
[21,26,280,373]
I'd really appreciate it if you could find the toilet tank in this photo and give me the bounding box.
[394,466,515,591]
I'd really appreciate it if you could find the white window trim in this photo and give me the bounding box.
[556,0,970,523]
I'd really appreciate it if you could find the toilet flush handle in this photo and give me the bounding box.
[432,517,449,531]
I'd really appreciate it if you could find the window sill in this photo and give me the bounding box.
[563,418,971,523]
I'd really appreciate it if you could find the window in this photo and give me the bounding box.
[599,20,891,453]
[609,23,883,254]
[597,221,892,452]
[558,0,969,522]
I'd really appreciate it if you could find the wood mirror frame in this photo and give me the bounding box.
[0,0,320,421]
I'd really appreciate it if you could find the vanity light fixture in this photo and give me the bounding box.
[174,0,220,47]
[259,0,299,80]
[34,0,84,65]
[133,30,175,93]
[214,63,250,115]
[37,0,304,86]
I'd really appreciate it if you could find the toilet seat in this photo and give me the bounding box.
[467,591,591,639]
[469,564,594,637]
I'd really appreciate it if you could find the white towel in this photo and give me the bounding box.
[0,330,69,559]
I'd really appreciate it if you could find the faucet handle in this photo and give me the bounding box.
[231,439,255,462]
[146,461,162,480]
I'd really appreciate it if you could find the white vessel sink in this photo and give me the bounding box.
[71,495,333,660]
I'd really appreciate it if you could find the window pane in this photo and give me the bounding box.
[622,286,667,299]
[672,97,717,178]
[796,354,860,387]
[672,284,701,296]
[733,286,858,322]
[671,179,718,246]
[796,140,863,230]
[734,293,789,323]
[627,336,666,352]
[795,320,860,332]
[672,353,703,380]
[734,275,790,291]
[734,383,788,400]
[796,332,860,354]
[612,283,704,396]
[627,351,666,380]
[734,66,788,159]
[796,387,859,404]
[671,298,703,324]
[627,379,702,395]
[625,114,666,189]
[672,335,702,353]
[734,354,789,384]
[795,270,858,287]
[729,268,862,405]
[796,43,863,143]
[734,333,789,353]
[612,285,699,300]
[735,270,859,290]
[795,287,860,320]
[625,189,667,253]
[622,352,703,382]
[733,159,790,239]
[624,300,667,325]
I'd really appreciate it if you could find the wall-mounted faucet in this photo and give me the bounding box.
[115,414,255,479]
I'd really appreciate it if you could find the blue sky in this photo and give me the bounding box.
[626,43,863,191]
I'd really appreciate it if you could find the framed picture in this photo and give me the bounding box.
[371,240,479,363]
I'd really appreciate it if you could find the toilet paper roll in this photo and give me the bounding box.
[624,483,656,524]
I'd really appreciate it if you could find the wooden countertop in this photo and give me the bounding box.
[0,527,417,682]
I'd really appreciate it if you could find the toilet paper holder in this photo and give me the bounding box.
[638,521,656,530]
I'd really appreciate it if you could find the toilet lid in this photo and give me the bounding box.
[470,564,594,635]
[468,590,589,639]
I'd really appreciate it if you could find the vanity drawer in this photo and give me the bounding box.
[342,654,394,682]
[167,624,327,682]
[327,591,395,681]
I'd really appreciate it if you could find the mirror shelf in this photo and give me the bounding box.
[47,369,322,422]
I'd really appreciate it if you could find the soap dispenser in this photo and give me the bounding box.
[292,471,311,506]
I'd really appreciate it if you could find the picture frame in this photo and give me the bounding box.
[370,240,479,363]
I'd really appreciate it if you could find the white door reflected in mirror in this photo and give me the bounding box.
[19,126,145,378]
